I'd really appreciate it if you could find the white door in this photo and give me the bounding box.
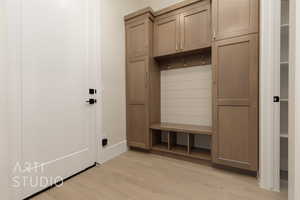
[7,0,99,198]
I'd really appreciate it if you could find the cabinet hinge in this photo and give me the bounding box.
[213,31,216,40]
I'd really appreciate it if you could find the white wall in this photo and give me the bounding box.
[289,0,300,199]
[0,0,9,198]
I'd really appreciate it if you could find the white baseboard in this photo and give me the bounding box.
[97,140,128,164]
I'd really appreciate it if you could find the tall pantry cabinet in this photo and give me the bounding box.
[125,9,160,149]
[212,0,259,171]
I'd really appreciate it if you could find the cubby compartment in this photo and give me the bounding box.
[188,134,211,160]
[151,130,169,151]
[150,123,212,161]
[169,132,188,155]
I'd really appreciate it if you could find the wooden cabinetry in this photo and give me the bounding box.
[154,15,180,57]
[180,3,211,51]
[125,9,160,149]
[127,105,149,148]
[126,19,149,59]
[212,34,259,171]
[127,58,148,105]
[125,0,259,173]
[154,0,211,57]
[212,0,259,40]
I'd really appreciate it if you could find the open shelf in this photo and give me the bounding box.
[150,123,212,135]
[152,143,169,151]
[280,0,289,178]
[171,145,188,155]
[150,126,212,161]
[189,148,211,160]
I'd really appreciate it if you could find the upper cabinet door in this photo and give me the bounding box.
[126,19,149,59]
[212,0,259,40]
[180,4,211,52]
[154,15,180,57]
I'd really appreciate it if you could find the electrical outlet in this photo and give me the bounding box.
[102,138,108,147]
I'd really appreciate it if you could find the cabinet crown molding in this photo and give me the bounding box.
[124,7,154,21]
[154,0,209,17]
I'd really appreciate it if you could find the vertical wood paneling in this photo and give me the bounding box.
[161,65,212,126]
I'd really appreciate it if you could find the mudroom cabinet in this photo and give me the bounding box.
[125,0,259,172]
[125,10,160,149]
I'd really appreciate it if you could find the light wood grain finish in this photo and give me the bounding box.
[154,14,180,57]
[126,20,148,60]
[126,58,147,105]
[124,7,154,21]
[157,50,212,70]
[154,0,211,57]
[212,34,259,171]
[154,0,206,17]
[180,3,211,51]
[30,151,287,200]
[125,13,160,150]
[212,0,259,40]
[127,105,149,149]
[151,122,212,135]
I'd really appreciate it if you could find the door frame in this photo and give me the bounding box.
[259,0,281,192]
[288,0,300,199]
[6,0,102,199]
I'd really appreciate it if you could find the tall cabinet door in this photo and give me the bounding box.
[180,4,211,52]
[212,0,259,41]
[126,57,149,149]
[212,34,258,171]
[127,58,148,105]
[154,15,180,57]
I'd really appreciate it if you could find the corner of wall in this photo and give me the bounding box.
[97,140,128,164]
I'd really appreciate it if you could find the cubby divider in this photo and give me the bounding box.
[151,129,168,150]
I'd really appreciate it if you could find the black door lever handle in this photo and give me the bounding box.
[86,99,97,104]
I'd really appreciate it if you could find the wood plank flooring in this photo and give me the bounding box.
[30,151,288,200]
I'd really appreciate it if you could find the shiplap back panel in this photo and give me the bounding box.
[161,65,212,126]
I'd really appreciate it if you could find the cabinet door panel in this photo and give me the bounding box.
[126,20,148,59]
[181,4,211,52]
[217,106,250,166]
[127,58,148,105]
[127,105,149,149]
[212,34,258,171]
[154,15,180,57]
[212,0,259,40]
[217,40,250,99]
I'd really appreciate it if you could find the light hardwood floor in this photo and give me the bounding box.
[30,151,288,200]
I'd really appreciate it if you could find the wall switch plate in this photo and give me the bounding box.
[89,88,97,95]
